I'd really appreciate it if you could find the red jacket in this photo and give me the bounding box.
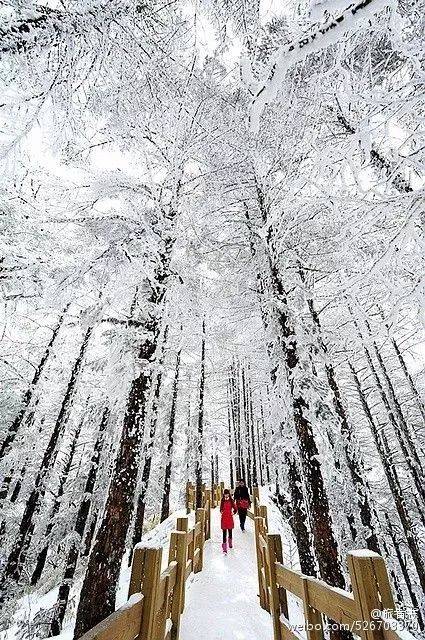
[220,497,237,530]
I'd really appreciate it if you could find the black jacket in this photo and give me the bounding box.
[234,485,250,503]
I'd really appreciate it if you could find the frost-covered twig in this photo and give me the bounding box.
[249,0,394,132]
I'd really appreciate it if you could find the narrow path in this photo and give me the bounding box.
[180,508,273,640]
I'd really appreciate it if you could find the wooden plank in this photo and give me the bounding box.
[176,517,188,532]
[275,565,359,627]
[301,577,324,640]
[155,562,178,614]
[254,516,267,611]
[275,564,304,599]
[193,547,200,571]
[195,509,205,573]
[381,619,403,640]
[259,505,268,531]
[259,534,268,551]
[373,556,396,611]
[307,578,359,627]
[79,595,143,640]
[266,534,284,640]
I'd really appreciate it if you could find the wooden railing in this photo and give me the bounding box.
[185,480,223,515]
[251,489,404,640]
[80,486,212,640]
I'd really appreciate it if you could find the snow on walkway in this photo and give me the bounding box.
[180,508,273,640]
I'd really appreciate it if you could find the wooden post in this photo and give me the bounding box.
[301,577,324,640]
[168,531,187,639]
[185,481,191,514]
[176,517,188,532]
[254,516,267,610]
[187,528,195,575]
[138,547,162,640]
[259,505,268,532]
[195,508,206,572]
[252,486,260,516]
[348,551,395,640]
[128,547,144,598]
[204,489,211,540]
[266,534,283,640]
[273,535,288,619]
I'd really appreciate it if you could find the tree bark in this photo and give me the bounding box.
[285,452,317,576]
[131,326,169,548]
[160,348,181,523]
[195,319,206,508]
[74,332,156,638]
[227,386,234,488]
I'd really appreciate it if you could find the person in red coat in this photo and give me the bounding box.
[220,489,237,554]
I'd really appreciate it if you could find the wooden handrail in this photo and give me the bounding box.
[80,483,212,640]
[252,498,406,640]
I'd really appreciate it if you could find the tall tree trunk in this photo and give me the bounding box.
[259,399,271,484]
[267,267,346,587]
[285,452,317,576]
[74,331,156,638]
[349,304,425,505]
[131,327,169,548]
[50,407,109,636]
[304,289,380,552]
[160,348,181,523]
[241,366,252,487]
[0,324,93,602]
[249,387,258,486]
[227,388,234,488]
[245,195,346,593]
[388,332,425,422]
[256,419,264,486]
[349,362,425,592]
[364,316,424,470]
[31,413,84,585]
[195,319,206,508]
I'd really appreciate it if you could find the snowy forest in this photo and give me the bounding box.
[0,0,424,638]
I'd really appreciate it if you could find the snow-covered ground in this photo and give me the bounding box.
[180,508,273,640]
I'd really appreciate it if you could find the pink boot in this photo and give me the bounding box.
[222,542,227,554]
[228,539,233,549]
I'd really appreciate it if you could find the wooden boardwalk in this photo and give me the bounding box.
[180,508,273,640]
